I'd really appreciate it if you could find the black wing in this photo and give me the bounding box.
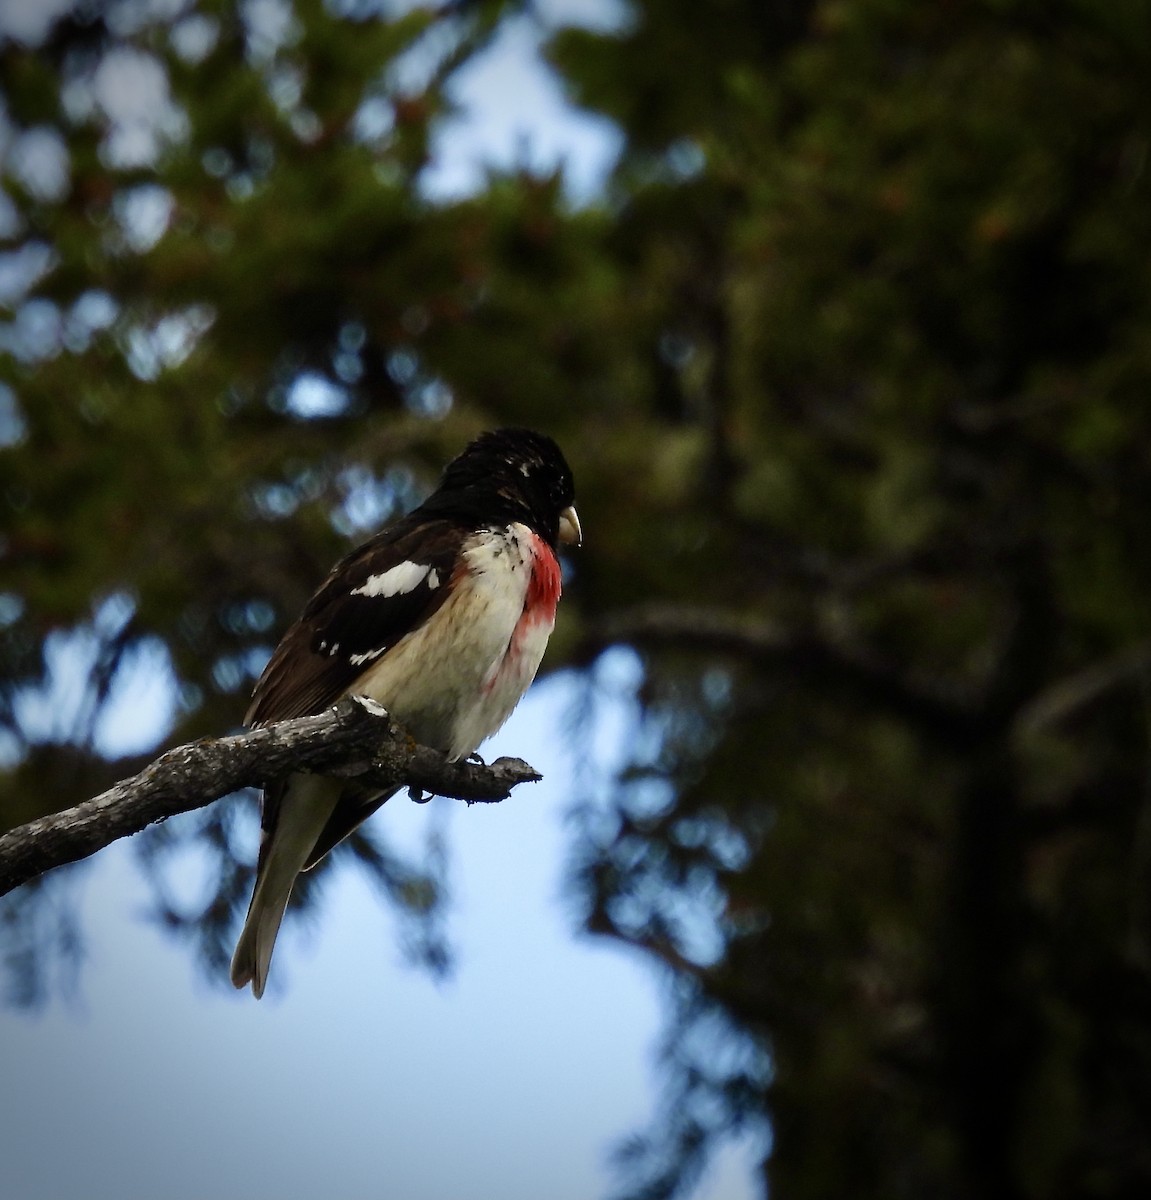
[246,516,467,727]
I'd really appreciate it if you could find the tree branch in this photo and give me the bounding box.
[1014,638,1151,738]
[583,604,984,747]
[0,696,541,897]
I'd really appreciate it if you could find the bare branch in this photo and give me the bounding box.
[0,697,541,897]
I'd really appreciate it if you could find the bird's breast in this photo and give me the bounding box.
[351,523,560,760]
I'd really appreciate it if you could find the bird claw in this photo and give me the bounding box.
[408,786,432,804]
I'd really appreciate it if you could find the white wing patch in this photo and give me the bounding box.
[351,560,430,598]
[349,646,388,667]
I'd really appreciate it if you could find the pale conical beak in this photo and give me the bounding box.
[558,505,582,547]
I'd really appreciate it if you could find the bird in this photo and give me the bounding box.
[230,428,580,997]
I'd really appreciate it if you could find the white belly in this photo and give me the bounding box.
[350,525,556,760]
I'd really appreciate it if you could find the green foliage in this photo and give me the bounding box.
[4,0,1151,1196]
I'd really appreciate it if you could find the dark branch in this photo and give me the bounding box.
[0,697,541,897]
[584,604,984,747]
[1015,638,1151,738]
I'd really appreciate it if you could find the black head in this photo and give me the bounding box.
[424,428,580,549]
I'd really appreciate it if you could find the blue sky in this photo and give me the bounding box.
[0,6,760,1198]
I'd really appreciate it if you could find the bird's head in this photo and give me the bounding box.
[430,428,580,550]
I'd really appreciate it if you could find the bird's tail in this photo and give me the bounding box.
[230,774,342,998]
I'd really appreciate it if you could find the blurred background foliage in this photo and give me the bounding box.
[4,0,1151,1196]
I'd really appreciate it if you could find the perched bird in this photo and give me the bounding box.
[230,428,580,997]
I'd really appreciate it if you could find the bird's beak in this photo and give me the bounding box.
[558,505,582,547]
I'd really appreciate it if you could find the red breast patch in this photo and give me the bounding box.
[523,536,561,627]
